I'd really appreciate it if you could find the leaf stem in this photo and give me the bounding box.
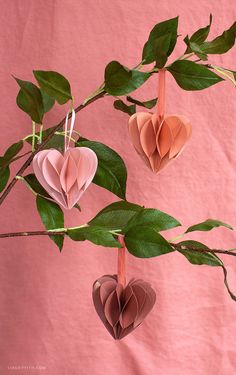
[15,175,37,196]
[31,121,36,152]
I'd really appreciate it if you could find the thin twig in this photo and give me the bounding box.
[170,243,236,257]
[0,89,106,206]
[0,230,66,238]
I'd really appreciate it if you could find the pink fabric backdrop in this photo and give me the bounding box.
[0,1,236,374]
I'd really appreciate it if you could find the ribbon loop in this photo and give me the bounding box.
[64,109,76,152]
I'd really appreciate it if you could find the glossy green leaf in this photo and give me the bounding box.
[178,240,236,301]
[14,78,44,123]
[0,166,10,193]
[201,21,236,54]
[126,96,157,109]
[89,200,143,230]
[104,61,150,96]
[167,60,223,90]
[24,174,50,198]
[184,36,208,60]
[142,17,178,64]
[0,140,23,168]
[177,240,222,266]
[76,140,127,199]
[40,89,55,112]
[68,226,120,247]
[125,225,174,258]
[185,14,212,53]
[113,99,136,115]
[154,33,172,68]
[124,208,181,233]
[36,195,64,251]
[185,219,233,233]
[33,70,72,104]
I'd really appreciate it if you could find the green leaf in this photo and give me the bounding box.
[89,200,143,230]
[76,140,127,199]
[201,20,236,54]
[0,140,23,168]
[40,89,55,113]
[167,60,223,90]
[0,166,10,193]
[33,70,72,105]
[36,195,64,251]
[142,17,178,64]
[126,96,157,109]
[184,36,208,61]
[185,219,233,233]
[178,240,236,301]
[185,14,212,53]
[14,78,44,123]
[125,226,174,258]
[68,226,120,247]
[124,208,181,233]
[24,174,50,198]
[113,99,136,115]
[154,33,172,68]
[104,61,150,96]
[177,240,222,266]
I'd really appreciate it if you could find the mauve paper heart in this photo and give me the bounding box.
[128,112,192,174]
[92,274,156,340]
[33,147,98,209]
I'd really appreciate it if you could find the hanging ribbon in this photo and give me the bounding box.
[157,69,166,121]
[64,109,76,153]
[117,235,126,287]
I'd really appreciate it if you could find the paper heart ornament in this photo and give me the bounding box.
[128,69,192,174]
[128,112,192,173]
[92,274,156,340]
[33,147,98,209]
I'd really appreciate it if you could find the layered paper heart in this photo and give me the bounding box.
[128,112,192,174]
[33,147,98,209]
[92,274,156,340]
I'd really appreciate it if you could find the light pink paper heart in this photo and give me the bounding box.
[33,147,98,209]
[92,274,156,340]
[128,112,192,173]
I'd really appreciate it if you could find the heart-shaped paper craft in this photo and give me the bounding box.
[128,112,192,174]
[92,274,156,340]
[33,147,98,209]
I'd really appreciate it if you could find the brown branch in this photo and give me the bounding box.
[0,233,235,259]
[0,89,106,206]
[10,151,32,163]
[170,243,236,257]
[0,230,66,238]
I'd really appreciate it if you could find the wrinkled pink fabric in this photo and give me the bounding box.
[0,1,236,375]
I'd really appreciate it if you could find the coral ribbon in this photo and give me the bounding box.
[117,235,126,287]
[157,69,166,121]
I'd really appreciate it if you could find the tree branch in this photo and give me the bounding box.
[170,243,236,257]
[0,232,235,258]
[0,89,106,206]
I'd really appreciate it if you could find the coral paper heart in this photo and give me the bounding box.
[128,69,192,173]
[92,274,156,340]
[128,112,192,173]
[33,147,98,209]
